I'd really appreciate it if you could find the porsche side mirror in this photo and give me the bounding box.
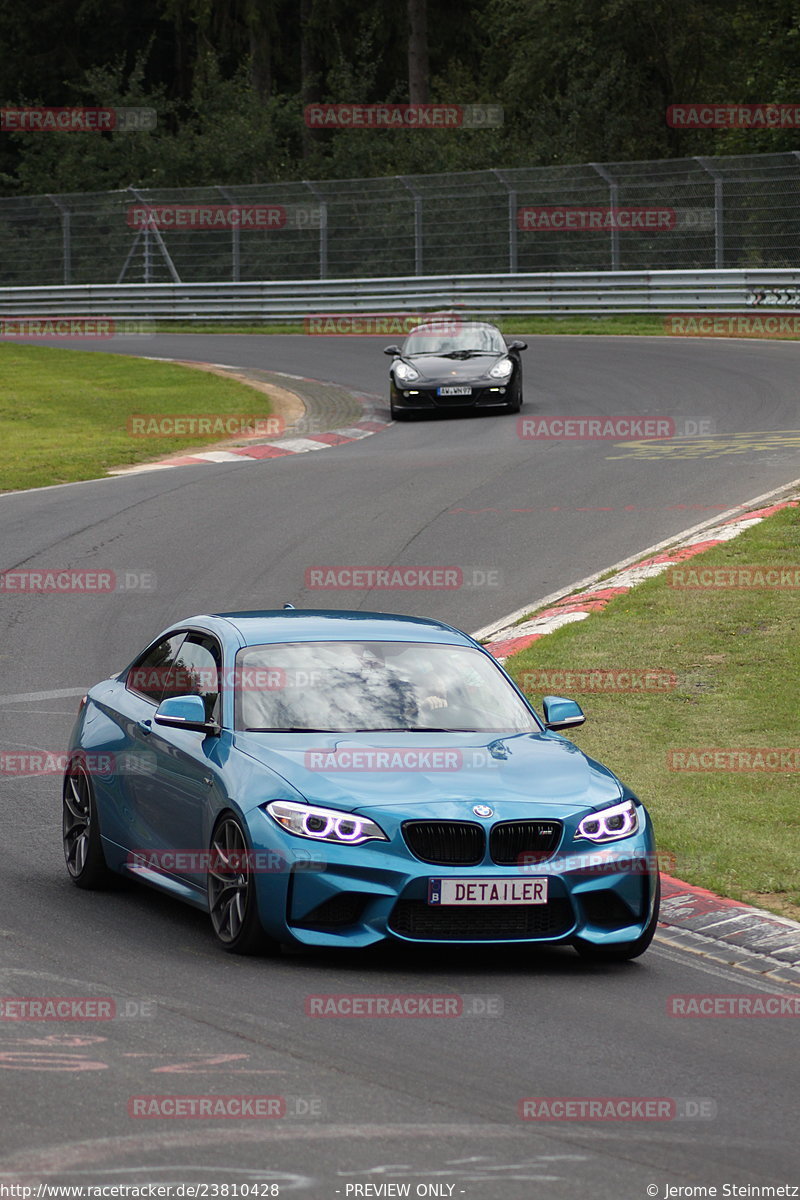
[154,694,219,735]
[542,695,585,731]
[507,340,528,352]
[383,345,402,356]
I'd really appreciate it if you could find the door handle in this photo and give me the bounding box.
[137,719,152,736]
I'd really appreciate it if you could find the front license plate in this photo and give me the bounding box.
[428,877,548,906]
[437,386,472,396]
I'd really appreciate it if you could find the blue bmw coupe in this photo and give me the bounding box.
[63,609,660,960]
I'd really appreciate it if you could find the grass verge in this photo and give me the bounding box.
[151,314,667,337]
[504,504,800,920]
[0,344,276,492]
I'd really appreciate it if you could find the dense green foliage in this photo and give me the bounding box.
[1,0,799,195]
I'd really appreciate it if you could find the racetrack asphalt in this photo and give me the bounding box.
[1,333,799,1197]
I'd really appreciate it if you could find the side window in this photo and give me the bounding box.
[161,635,222,724]
[127,633,186,703]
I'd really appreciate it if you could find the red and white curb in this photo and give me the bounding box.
[472,482,800,972]
[479,498,798,662]
[659,875,800,981]
[108,363,390,475]
[109,415,389,475]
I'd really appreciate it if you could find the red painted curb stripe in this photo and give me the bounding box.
[486,633,542,659]
[230,445,295,459]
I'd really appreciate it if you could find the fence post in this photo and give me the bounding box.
[304,181,328,279]
[492,169,518,274]
[695,158,725,268]
[590,163,620,270]
[46,195,71,284]
[398,176,423,275]
[217,186,240,281]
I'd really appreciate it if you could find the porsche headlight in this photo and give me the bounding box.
[394,361,420,383]
[265,800,388,845]
[574,799,639,843]
[489,357,514,379]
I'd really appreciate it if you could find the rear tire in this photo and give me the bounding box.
[573,874,661,962]
[62,760,115,889]
[207,814,277,955]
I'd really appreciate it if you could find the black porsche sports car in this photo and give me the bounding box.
[384,321,527,419]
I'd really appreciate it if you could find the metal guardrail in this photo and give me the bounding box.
[1,269,800,322]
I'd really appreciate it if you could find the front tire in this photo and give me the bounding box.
[573,874,661,962]
[207,814,276,955]
[62,760,115,889]
[505,383,522,413]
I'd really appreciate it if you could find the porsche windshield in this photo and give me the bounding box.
[403,325,506,357]
[235,640,539,733]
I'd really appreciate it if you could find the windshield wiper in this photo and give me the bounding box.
[245,726,342,732]
[350,726,479,733]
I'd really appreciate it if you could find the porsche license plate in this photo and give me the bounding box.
[428,877,548,906]
[437,386,472,396]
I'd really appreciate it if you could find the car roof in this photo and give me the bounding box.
[173,609,475,648]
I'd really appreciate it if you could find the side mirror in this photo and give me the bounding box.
[154,694,219,735]
[507,340,528,352]
[542,695,585,731]
[383,345,402,356]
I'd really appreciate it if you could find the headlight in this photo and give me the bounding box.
[394,361,420,383]
[574,799,639,843]
[488,357,514,379]
[265,800,388,845]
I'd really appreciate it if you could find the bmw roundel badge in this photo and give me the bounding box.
[473,804,493,818]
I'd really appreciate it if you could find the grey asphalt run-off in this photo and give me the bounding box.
[1,332,799,1197]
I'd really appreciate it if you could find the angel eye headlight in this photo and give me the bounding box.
[489,357,514,379]
[574,799,639,843]
[265,801,388,845]
[394,361,420,383]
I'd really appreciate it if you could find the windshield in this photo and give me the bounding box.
[234,640,539,733]
[403,324,506,357]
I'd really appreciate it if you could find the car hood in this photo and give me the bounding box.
[232,730,623,817]
[401,354,501,381]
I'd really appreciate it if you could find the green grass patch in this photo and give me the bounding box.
[504,505,800,920]
[0,344,275,491]
[153,314,667,337]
